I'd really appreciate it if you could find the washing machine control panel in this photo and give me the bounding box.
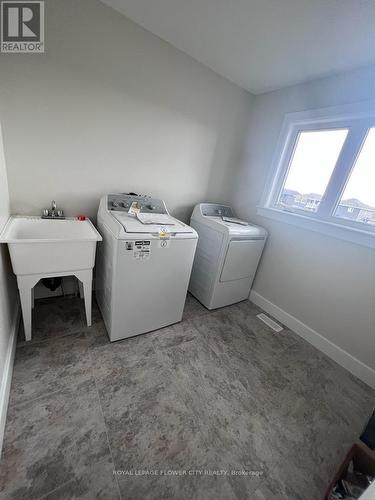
[201,204,234,218]
[107,194,168,214]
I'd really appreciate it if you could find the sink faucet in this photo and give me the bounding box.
[41,200,65,219]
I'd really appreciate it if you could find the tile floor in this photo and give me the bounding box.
[0,294,374,500]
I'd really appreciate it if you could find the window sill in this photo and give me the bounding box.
[257,206,375,249]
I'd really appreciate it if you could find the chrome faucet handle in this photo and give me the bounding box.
[41,200,64,218]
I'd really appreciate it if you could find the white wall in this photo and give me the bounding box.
[0,123,18,451]
[0,0,252,223]
[231,65,375,377]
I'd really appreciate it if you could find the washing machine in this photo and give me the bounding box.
[96,194,198,341]
[189,203,267,309]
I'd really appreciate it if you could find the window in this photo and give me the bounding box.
[277,129,348,213]
[259,101,375,248]
[335,128,375,226]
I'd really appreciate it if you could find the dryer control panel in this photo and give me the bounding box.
[107,194,168,214]
[200,203,234,218]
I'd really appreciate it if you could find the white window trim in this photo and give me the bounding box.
[258,100,375,249]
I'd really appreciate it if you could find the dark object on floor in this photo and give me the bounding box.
[360,408,375,450]
[325,443,375,499]
[42,277,62,291]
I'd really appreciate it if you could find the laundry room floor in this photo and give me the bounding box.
[0,294,374,500]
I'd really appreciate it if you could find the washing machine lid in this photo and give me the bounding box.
[112,212,194,234]
[204,216,267,238]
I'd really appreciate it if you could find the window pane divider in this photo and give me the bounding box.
[317,124,369,217]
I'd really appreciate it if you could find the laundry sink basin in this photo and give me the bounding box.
[0,216,103,342]
[0,216,102,275]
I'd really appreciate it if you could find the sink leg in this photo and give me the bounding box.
[75,270,93,327]
[83,279,92,327]
[16,270,94,341]
[19,285,32,341]
[78,280,84,299]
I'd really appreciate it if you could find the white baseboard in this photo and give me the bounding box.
[0,302,20,455]
[249,290,375,390]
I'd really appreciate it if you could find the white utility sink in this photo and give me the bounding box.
[1,216,102,274]
[0,216,102,341]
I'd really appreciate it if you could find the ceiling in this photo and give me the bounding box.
[101,0,375,94]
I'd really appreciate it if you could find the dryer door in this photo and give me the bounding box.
[220,238,265,282]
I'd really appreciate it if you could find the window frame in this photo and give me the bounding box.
[258,101,375,249]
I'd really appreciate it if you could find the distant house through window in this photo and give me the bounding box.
[277,129,348,214]
[259,102,375,248]
[334,127,375,225]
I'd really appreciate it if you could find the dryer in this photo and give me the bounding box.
[189,203,267,309]
[96,194,198,341]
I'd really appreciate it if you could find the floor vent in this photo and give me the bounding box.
[256,313,283,332]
